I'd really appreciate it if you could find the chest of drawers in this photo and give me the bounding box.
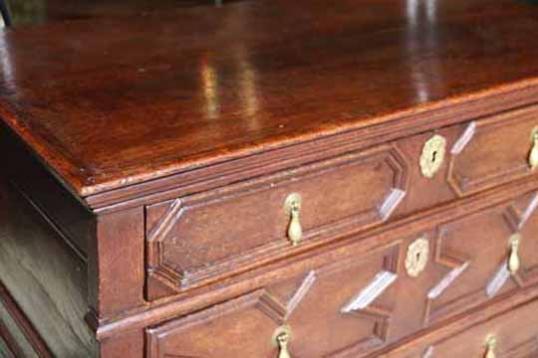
[2,0,538,357]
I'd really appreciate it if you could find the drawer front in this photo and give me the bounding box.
[145,106,538,300]
[146,188,538,357]
[145,144,411,298]
[396,298,538,358]
[147,244,403,358]
[448,105,538,196]
[426,191,538,323]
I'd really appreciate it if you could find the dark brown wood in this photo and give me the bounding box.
[447,106,538,196]
[373,290,538,357]
[141,106,538,302]
[5,118,538,356]
[142,189,538,357]
[145,143,409,299]
[3,0,538,357]
[89,207,145,319]
[418,300,538,357]
[88,174,538,336]
[1,0,538,203]
[97,329,144,358]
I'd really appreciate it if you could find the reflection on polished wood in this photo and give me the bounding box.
[3,1,538,357]
[1,0,538,200]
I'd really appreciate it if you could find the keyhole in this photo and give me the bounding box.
[431,150,438,163]
[416,252,421,262]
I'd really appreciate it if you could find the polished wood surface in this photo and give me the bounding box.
[3,1,538,357]
[1,0,538,198]
[143,105,538,301]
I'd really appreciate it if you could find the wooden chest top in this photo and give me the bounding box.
[1,0,538,203]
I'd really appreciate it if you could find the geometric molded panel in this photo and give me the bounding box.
[424,197,534,323]
[510,192,538,287]
[422,300,538,358]
[146,245,401,358]
[146,291,281,358]
[448,107,538,196]
[146,145,408,299]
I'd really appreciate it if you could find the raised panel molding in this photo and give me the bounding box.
[146,145,408,299]
[424,333,538,358]
[423,227,471,324]
[509,193,538,286]
[146,246,401,358]
[144,190,538,357]
[423,193,538,323]
[333,253,400,357]
[146,291,279,358]
[447,108,538,196]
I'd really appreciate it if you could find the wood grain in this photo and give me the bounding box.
[92,177,538,339]
[145,143,408,298]
[3,1,538,356]
[1,0,538,201]
[376,294,538,357]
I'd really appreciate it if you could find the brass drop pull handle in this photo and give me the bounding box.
[484,336,497,358]
[277,331,292,358]
[274,326,292,358]
[284,193,302,246]
[508,234,521,275]
[529,129,538,170]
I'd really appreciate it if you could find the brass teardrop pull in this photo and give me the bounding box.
[508,234,521,275]
[274,326,292,358]
[529,129,538,170]
[277,331,291,358]
[484,336,497,358]
[284,193,302,246]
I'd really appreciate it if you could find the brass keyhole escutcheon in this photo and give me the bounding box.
[508,233,522,275]
[420,134,447,178]
[484,335,497,358]
[405,237,429,277]
[529,127,538,170]
[284,193,302,246]
[273,326,292,358]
